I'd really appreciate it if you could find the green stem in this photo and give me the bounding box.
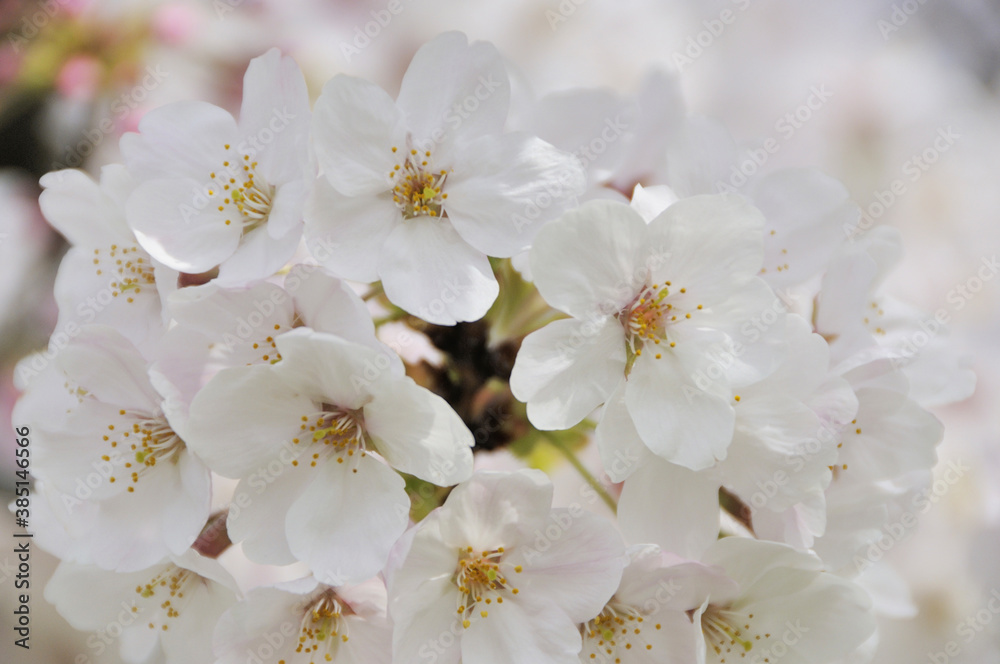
[540,431,617,513]
[373,308,410,327]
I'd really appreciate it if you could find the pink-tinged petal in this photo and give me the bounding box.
[510,317,625,431]
[186,363,315,478]
[624,346,735,471]
[285,453,408,584]
[39,169,130,246]
[56,325,161,412]
[445,133,585,256]
[379,217,498,325]
[530,200,647,320]
[437,470,553,551]
[391,575,463,664]
[618,457,720,559]
[290,269,399,366]
[461,594,581,664]
[121,100,238,181]
[127,177,242,273]
[364,377,474,485]
[226,470,306,566]
[238,48,311,185]
[160,451,211,555]
[304,176,400,283]
[396,32,509,154]
[313,75,404,196]
[215,217,301,287]
[53,248,165,352]
[507,509,625,622]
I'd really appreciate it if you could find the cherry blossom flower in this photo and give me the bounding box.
[306,31,585,325]
[39,166,178,353]
[511,194,785,471]
[387,470,626,664]
[45,549,238,664]
[185,328,474,583]
[122,48,311,284]
[214,576,392,664]
[25,325,210,571]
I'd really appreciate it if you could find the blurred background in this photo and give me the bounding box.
[1,0,998,662]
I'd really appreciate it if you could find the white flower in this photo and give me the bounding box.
[122,48,311,284]
[25,325,211,571]
[39,166,178,353]
[185,327,474,583]
[152,268,402,427]
[511,194,784,471]
[45,549,238,664]
[387,469,626,664]
[658,538,876,664]
[579,544,709,664]
[614,315,857,559]
[214,576,392,664]
[816,225,975,407]
[306,31,585,325]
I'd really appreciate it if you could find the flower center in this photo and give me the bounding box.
[134,564,200,632]
[617,281,704,372]
[388,145,449,219]
[454,546,521,629]
[294,590,352,661]
[292,406,368,472]
[583,600,660,661]
[91,243,157,304]
[103,411,185,493]
[209,144,275,233]
[700,606,770,663]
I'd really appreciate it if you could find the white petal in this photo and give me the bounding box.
[127,177,241,273]
[530,200,647,320]
[237,47,311,185]
[121,100,237,180]
[437,469,553,551]
[312,75,404,196]
[304,176,400,282]
[594,379,652,482]
[507,509,625,622]
[396,32,508,154]
[618,456,719,559]
[624,348,735,471]
[510,317,625,430]
[379,217,498,325]
[644,193,765,300]
[461,594,580,664]
[445,133,585,256]
[286,454,408,584]
[186,363,315,478]
[364,378,474,485]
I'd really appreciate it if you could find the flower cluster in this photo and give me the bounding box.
[14,31,972,664]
